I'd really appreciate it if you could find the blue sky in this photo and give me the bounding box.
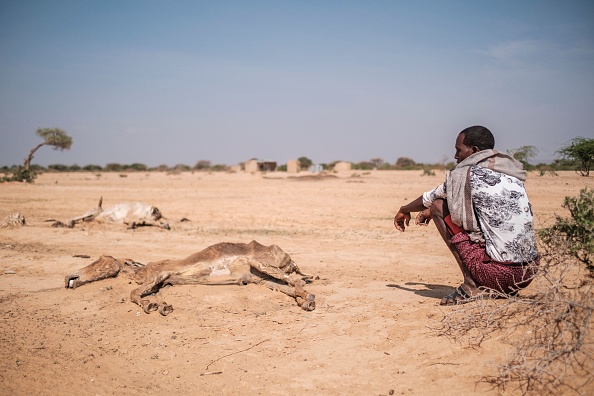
[1,1,593,167]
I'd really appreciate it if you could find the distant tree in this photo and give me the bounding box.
[129,163,148,171]
[31,164,46,172]
[82,164,102,171]
[507,145,538,170]
[24,128,72,171]
[210,164,229,172]
[48,164,68,172]
[298,156,313,169]
[558,137,594,177]
[69,164,81,172]
[353,161,374,170]
[370,158,384,168]
[105,163,123,172]
[194,160,211,170]
[154,164,169,172]
[395,157,417,169]
[172,164,191,172]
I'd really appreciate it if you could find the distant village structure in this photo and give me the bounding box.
[333,161,352,172]
[244,159,277,173]
[287,159,301,174]
[308,164,324,173]
[238,159,353,174]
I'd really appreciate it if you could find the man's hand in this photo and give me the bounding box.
[394,196,427,232]
[415,208,432,226]
[394,210,411,232]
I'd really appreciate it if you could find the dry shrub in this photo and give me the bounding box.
[438,190,594,395]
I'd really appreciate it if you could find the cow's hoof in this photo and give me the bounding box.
[141,300,158,313]
[238,273,252,285]
[65,276,79,289]
[300,300,316,311]
[159,303,174,316]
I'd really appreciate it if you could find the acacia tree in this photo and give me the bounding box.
[369,158,384,168]
[558,137,594,177]
[395,157,416,168]
[194,160,211,170]
[24,128,73,170]
[507,145,538,170]
[298,156,313,169]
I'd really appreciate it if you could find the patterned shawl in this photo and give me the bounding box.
[445,149,526,242]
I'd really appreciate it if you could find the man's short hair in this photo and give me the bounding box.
[459,125,495,150]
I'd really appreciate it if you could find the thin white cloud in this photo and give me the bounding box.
[486,39,551,65]
[485,39,594,67]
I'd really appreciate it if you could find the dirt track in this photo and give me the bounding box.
[1,170,592,395]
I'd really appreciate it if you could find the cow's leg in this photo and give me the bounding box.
[65,256,123,289]
[245,258,315,311]
[68,213,97,225]
[247,259,293,284]
[127,220,170,230]
[264,281,316,311]
[294,280,316,311]
[129,272,174,315]
[67,198,103,227]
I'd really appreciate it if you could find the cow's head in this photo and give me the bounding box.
[150,206,163,220]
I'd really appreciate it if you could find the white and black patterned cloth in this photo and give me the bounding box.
[422,166,538,263]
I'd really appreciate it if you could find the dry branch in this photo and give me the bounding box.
[205,338,271,371]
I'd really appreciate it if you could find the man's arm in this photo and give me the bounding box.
[394,195,426,232]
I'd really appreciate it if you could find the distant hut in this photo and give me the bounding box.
[333,161,352,172]
[258,160,277,172]
[245,159,259,173]
[245,159,277,173]
[287,159,301,174]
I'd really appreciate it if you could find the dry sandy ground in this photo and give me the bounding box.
[0,170,592,395]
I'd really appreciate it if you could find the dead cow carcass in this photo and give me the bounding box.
[65,240,315,315]
[53,197,169,229]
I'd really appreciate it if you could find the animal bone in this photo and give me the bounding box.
[1,212,26,229]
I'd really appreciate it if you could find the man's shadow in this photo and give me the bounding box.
[387,282,452,299]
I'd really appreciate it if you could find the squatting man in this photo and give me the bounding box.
[393,125,539,305]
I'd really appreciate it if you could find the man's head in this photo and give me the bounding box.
[455,125,495,163]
